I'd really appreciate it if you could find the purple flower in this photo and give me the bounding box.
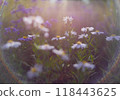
[11,5,31,14]
[13,28,19,33]
[11,6,22,14]
[5,27,11,32]
[5,26,19,34]
[3,0,8,6]
[11,4,43,15]
[44,21,52,28]
[18,36,33,41]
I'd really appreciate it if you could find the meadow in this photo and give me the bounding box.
[0,0,120,83]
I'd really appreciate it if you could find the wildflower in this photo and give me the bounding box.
[63,16,73,24]
[65,31,69,37]
[27,64,43,79]
[65,30,77,36]
[34,43,54,51]
[71,30,77,35]
[23,16,44,28]
[78,34,88,39]
[2,40,21,49]
[11,5,38,14]
[73,61,95,71]
[28,34,40,39]
[71,41,87,49]
[106,34,120,41]
[44,32,49,38]
[88,27,94,31]
[38,24,49,32]
[52,49,69,61]
[81,27,94,32]
[91,30,104,35]
[23,16,34,25]
[18,36,32,41]
[5,26,19,33]
[51,35,66,41]
[44,20,52,28]
[81,27,87,32]
[2,0,8,6]
[5,27,11,33]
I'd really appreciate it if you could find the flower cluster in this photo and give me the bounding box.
[1,0,119,83]
[63,16,73,24]
[71,41,87,49]
[51,35,66,41]
[23,16,49,32]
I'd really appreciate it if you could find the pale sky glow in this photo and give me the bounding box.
[50,0,58,3]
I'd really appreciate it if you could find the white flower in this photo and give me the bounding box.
[78,34,88,39]
[106,34,120,41]
[73,61,95,71]
[44,32,49,38]
[28,34,40,39]
[23,16,44,27]
[39,25,49,32]
[34,16,44,25]
[52,49,69,61]
[81,27,87,32]
[34,43,54,50]
[87,27,94,31]
[2,40,21,49]
[71,30,77,35]
[23,16,49,32]
[23,16,33,25]
[71,41,87,49]
[91,30,104,35]
[63,16,73,24]
[65,31,69,36]
[81,27,94,32]
[27,64,43,79]
[65,31,77,36]
[51,35,66,41]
